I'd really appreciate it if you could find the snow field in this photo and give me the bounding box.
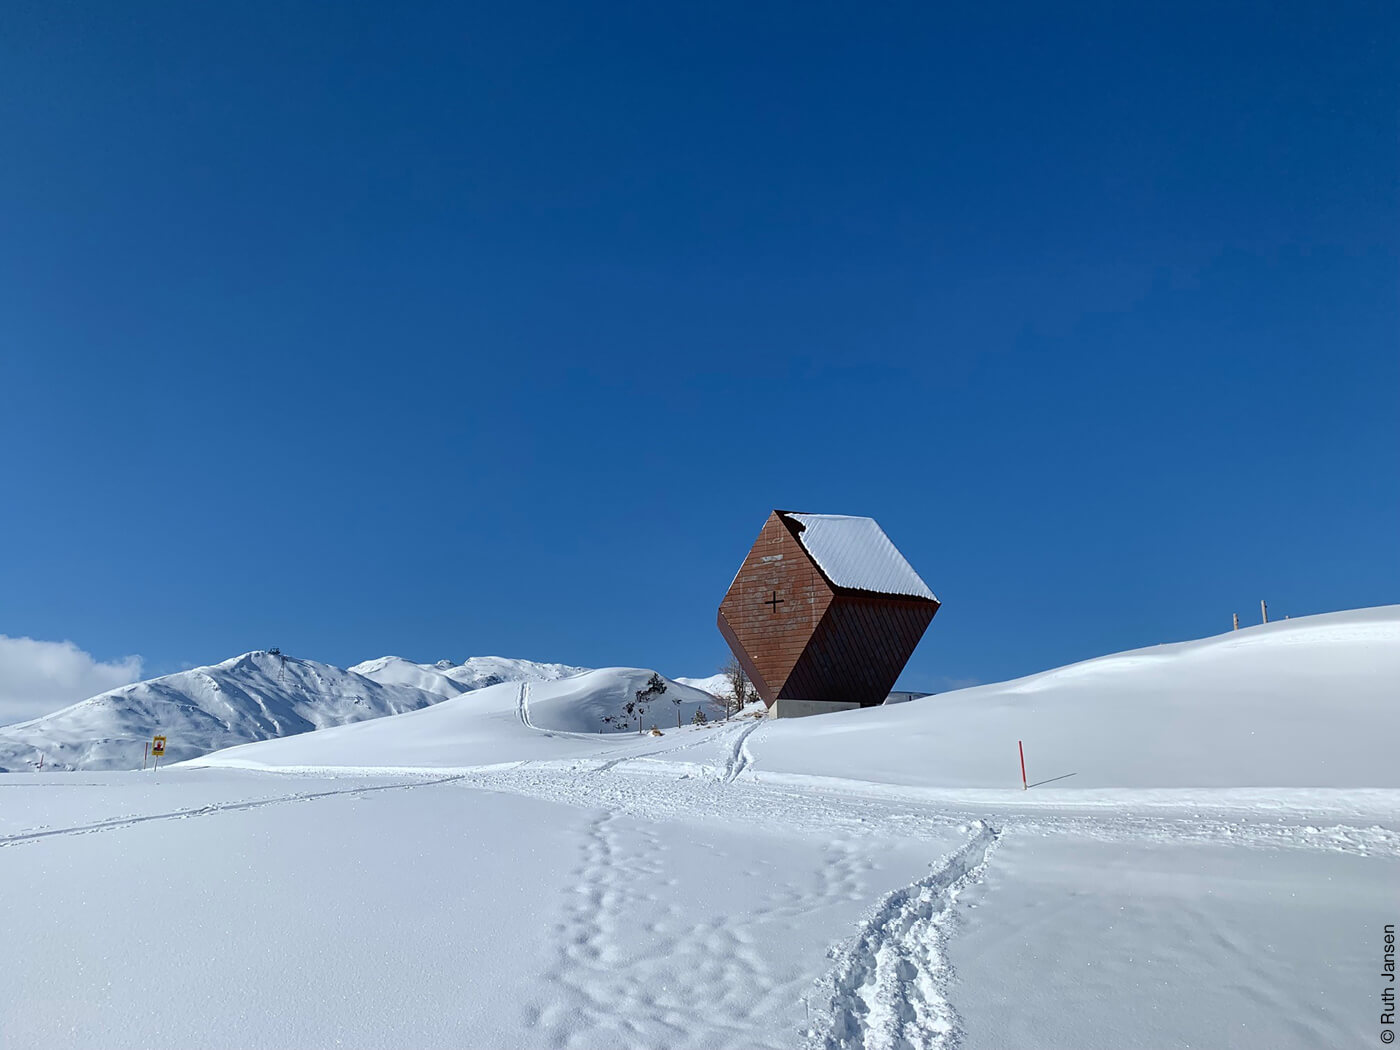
[0,768,955,1050]
[4,606,1399,1048]
[950,835,1398,1049]
[6,751,1395,1049]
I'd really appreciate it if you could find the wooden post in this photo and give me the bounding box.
[1261,599,1268,624]
[1019,740,1027,790]
[143,742,149,770]
[1232,612,1239,631]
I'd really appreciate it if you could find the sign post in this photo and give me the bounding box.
[1019,739,1027,791]
[151,735,166,771]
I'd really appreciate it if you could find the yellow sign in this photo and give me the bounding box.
[151,735,166,757]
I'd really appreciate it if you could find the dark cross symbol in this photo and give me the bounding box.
[764,590,784,614]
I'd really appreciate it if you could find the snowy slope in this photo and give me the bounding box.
[520,667,717,732]
[198,607,1400,791]
[0,652,445,772]
[347,656,473,698]
[674,672,732,698]
[436,655,589,691]
[750,605,1400,789]
[193,668,723,771]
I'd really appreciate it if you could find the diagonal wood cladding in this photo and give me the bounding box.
[718,512,833,704]
[785,595,938,704]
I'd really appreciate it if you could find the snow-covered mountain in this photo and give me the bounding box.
[441,655,589,690]
[351,655,588,695]
[0,651,449,772]
[344,656,474,698]
[0,651,598,773]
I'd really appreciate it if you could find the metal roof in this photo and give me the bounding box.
[782,512,936,600]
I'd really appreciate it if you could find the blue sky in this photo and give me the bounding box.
[2,1,1396,700]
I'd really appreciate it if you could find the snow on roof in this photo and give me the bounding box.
[782,512,936,600]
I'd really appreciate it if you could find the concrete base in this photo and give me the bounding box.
[884,690,932,705]
[766,698,863,719]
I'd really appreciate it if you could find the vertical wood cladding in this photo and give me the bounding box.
[718,511,940,708]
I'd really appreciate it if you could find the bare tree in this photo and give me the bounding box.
[720,655,754,719]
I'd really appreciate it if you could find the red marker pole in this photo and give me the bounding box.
[1019,740,1027,791]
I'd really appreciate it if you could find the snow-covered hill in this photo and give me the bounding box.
[192,668,723,771]
[0,652,448,772]
[750,604,1400,789]
[674,672,732,698]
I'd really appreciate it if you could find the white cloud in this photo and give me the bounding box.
[0,636,143,726]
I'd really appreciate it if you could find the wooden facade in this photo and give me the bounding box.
[718,511,939,708]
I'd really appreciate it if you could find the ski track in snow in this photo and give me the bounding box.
[14,752,1392,864]
[721,720,762,783]
[436,752,1400,862]
[0,775,469,848]
[808,823,1000,1050]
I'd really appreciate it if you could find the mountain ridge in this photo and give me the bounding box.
[0,650,592,771]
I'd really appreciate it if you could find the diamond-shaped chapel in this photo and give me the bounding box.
[718,511,939,715]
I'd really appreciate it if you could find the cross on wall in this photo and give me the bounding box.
[764,590,784,614]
